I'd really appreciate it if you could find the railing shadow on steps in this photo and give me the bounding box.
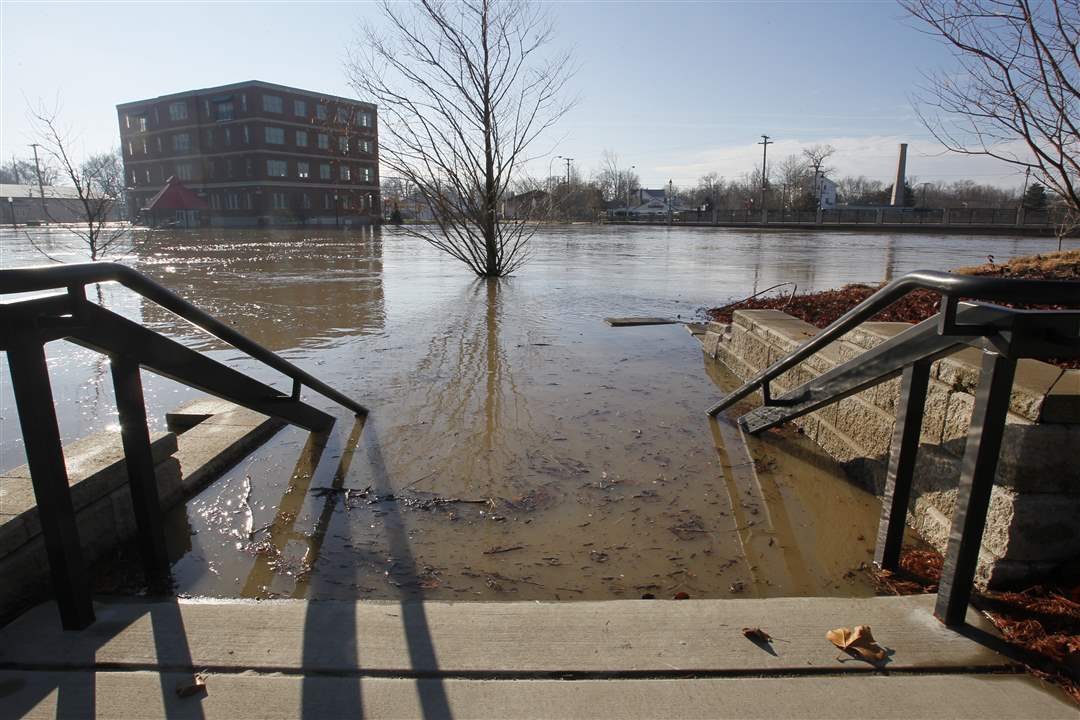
[0,262,368,630]
[706,269,1080,627]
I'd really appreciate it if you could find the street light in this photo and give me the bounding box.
[7,197,15,230]
[334,192,340,229]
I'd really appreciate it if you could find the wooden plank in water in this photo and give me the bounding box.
[0,595,1012,676]
[604,317,678,327]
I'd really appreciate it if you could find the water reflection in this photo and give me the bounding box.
[133,228,386,351]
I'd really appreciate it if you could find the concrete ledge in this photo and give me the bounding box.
[5,672,1075,719]
[0,595,1007,675]
[0,398,287,621]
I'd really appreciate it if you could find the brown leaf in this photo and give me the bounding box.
[175,673,207,698]
[742,627,772,643]
[826,625,887,663]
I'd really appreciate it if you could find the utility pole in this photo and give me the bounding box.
[1018,167,1031,209]
[668,179,674,225]
[563,157,573,187]
[29,143,46,208]
[11,154,19,184]
[758,135,773,223]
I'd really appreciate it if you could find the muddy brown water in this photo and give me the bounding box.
[1,225,1066,601]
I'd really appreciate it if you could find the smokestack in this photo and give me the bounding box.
[890,143,908,207]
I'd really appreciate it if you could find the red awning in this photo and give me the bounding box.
[145,176,210,211]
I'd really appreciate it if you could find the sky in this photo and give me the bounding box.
[0,0,1027,191]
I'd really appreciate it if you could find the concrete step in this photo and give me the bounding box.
[3,671,1075,719]
[0,595,1009,676]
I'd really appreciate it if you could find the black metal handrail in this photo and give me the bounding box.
[706,269,1076,416]
[0,262,367,416]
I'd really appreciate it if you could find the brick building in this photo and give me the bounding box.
[117,81,379,227]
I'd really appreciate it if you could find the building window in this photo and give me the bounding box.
[302,193,311,209]
[340,166,351,181]
[360,166,373,183]
[246,159,254,177]
[205,129,214,147]
[244,192,253,210]
[367,192,374,210]
[272,192,288,209]
[210,193,222,210]
[156,137,162,153]
[168,102,188,121]
[324,193,333,209]
[224,127,232,145]
[338,136,349,153]
[226,159,234,178]
[203,99,210,117]
[296,130,308,147]
[265,126,285,144]
[208,160,217,179]
[142,139,149,155]
[130,170,137,186]
[215,101,234,121]
[316,104,327,120]
[243,125,250,144]
[336,108,350,123]
[267,159,288,177]
[144,169,151,184]
[240,94,247,112]
[359,112,372,128]
[297,162,310,179]
[127,141,134,156]
[360,140,373,154]
[124,115,132,129]
[176,163,193,181]
[226,193,240,210]
[294,99,307,116]
[317,133,329,149]
[262,94,283,113]
[137,116,148,132]
[173,134,191,152]
[341,196,351,209]
[320,163,331,180]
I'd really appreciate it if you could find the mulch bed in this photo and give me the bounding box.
[872,550,1080,705]
[706,249,1080,369]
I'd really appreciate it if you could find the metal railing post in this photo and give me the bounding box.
[874,360,931,570]
[110,355,171,589]
[934,349,1016,626]
[6,337,95,630]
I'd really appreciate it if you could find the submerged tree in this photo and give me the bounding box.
[904,0,1079,213]
[28,102,129,261]
[347,0,574,277]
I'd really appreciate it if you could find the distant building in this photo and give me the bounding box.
[814,175,838,209]
[502,189,548,219]
[116,81,379,227]
[0,183,122,225]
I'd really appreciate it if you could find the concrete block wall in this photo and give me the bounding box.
[703,310,1080,588]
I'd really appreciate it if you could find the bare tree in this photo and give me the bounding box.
[347,0,574,277]
[904,0,1079,213]
[0,157,58,186]
[28,102,129,261]
[776,154,809,209]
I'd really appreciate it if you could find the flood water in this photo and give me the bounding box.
[1,225,1067,601]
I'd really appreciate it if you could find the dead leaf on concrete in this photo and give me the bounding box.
[175,673,207,698]
[742,627,772,643]
[826,625,888,663]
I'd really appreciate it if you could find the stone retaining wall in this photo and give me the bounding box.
[702,310,1080,587]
